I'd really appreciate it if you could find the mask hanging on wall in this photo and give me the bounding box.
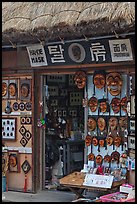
[121,96,127,113]
[93,71,106,90]
[74,71,87,89]
[110,97,121,114]
[88,96,98,112]
[106,72,123,96]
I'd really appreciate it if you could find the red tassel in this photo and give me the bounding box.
[24,175,27,192]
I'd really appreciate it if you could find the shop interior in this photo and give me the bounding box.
[42,74,85,187]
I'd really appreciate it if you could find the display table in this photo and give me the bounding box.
[59,171,126,199]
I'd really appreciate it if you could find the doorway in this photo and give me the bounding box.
[41,73,85,188]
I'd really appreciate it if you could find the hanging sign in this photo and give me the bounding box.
[26,44,48,67]
[109,39,133,62]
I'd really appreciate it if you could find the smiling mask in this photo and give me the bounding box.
[106,72,123,96]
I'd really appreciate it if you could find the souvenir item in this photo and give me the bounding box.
[108,117,118,131]
[24,130,32,141]
[20,117,32,125]
[19,102,25,111]
[21,160,31,174]
[87,117,96,131]
[13,102,19,111]
[2,82,7,97]
[93,71,106,89]
[104,155,111,163]
[88,96,98,112]
[111,151,120,163]
[106,135,113,146]
[96,155,103,165]
[88,153,95,161]
[8,151,20,172]
[19,126,27,136]
[96,165,104,175]
[25,102,32,111]
[2,118,16,140]
[20,137,28,147]
[21,83,30,98]
[5,101,12,114]
[119,117,127,131]
[99,139,105,147]
[8,83,17,97]
[119,153,128,168]
[114,136,122,147]
[92,137,98,146]
[121,96,127,113]
[97,117,106,132]
[85,135,92,146]
[111,97,121,114]
[106,72,123,96]
[74,71,86,89]
[98,98,109,113]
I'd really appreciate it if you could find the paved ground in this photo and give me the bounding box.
[2,189,100,202]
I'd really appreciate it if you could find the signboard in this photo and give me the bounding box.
[27,44,48,67]
[83,174,114,189]
[26,38,134,67]
[109,39,133,62]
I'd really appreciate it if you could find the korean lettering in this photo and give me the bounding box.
[90,43,106,61]
[113,43,129,57]
[48,45,65,63]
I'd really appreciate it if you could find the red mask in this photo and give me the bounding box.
[111,97,121,114]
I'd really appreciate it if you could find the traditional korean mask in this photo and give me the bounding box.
[121,97,127,113]
[108,117,118,131]
[9,155,17,167]
[88,96,98,112]
[99,139,105,147]
[111,151,120,164]
[88,153,95,161]
[2,82,7,97]
[8,83,17,96]
[97,117,106,132]
[98,98,109,113]
[92,137,98,146]
[114,136,121,147]
[21,83,30,97]
[96,155,103,165]
[106,135,113,146]
[93,72,106,89]
[104,155,111,163]
[111,97,121,114]
[87,118,96,131]
[74,71,87,89]
[106,72,123,96]
[119,117,127,131]
[85,135,92,146]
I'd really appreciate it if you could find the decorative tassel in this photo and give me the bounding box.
[24,174,27,192]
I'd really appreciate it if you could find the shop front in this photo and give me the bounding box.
[2,2,135,195]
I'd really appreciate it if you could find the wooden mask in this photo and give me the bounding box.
[106,135,113,146]
[106,72,123,96]
[119,117,127,131]
[108,117,118,131]
[111,97,121,114]
[88,153,95,161]
[87,117,96,131]
[96,155,103,165]
[2,82,7,97]
[93,71,106,89]
[8,83,17,97]
[74,71,86,89]
[121,97,127,113]
[88,96,98,112]
[114,136,122,147]
[85,135,92,146]
[97,117,106,132]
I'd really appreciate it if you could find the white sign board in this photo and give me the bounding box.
[27,44,48,67]
[109,39,133,62]
[83,174,114,189]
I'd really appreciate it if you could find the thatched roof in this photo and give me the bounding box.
[2,2,135,46]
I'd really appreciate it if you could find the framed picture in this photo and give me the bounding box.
[129,119,135,135]
[128,135,135,150]
[130,95,135,116]
[2,118,17,141]
[8,151,20,172]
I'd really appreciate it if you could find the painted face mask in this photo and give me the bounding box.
[93,71,106,89]
[88,96,98,112]
[111,97,121,114]
[74,71,86,89]
[119,117,127,131]
[98,98,109,113]
[87,117,96,131]
[106,72,123,96]
[108,117,118,131]
[121,97,127,113]
[97,117,106,132]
